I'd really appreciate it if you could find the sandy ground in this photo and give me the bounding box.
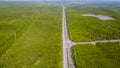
[82,14,115,20]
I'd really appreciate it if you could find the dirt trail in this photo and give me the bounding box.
[71,39,120,47]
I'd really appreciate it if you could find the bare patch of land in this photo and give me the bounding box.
[82,14,115,20]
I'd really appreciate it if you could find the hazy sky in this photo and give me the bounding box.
[1,0,120,1]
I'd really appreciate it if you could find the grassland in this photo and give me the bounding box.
[72,42,120,68]
[0,3,36,57]
[0,3,62,68]
[66,3,120,42]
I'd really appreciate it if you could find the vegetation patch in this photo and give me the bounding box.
[0,3,62,68]
[66,3,120,42]
[72,42,120,68]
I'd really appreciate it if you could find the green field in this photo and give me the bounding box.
[72,42,120,68]
[66,3,120,42]
[0,2,120,68]
[0,2,36,57]
[67,2,120,68]
[0,3,62,68]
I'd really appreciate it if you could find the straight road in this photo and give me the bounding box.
[71,39,120,47]
[62,4,75,68]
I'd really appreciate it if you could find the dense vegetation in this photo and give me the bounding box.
[66,3,120,42]
[0,3,35,57]
[72,42,120,68]
[67,2,120,68]
[0,3,62,68]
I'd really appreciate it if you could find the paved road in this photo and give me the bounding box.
[62,4,75,68]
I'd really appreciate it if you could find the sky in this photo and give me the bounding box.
[1,0,120,1]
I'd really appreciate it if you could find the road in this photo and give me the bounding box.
[71,39,120,47]
[62,4,75,68]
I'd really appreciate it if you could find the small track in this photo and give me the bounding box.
[71,39,120,47]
